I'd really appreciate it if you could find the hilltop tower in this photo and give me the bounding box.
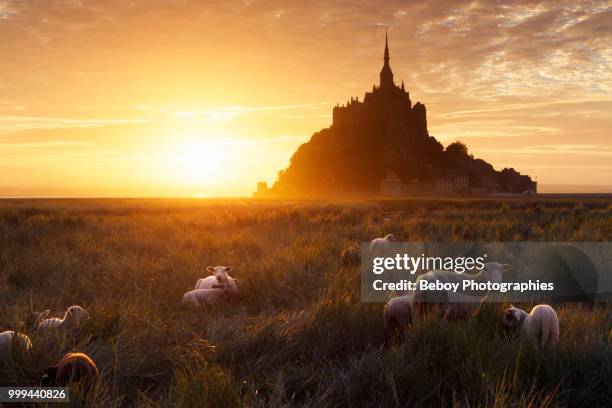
[380,29,394,89]
[332,31,426,151]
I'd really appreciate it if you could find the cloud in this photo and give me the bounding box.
[0,141,96,150]
[0,1,16,20]
[0,100,24,111]
[477,144,612,156]
[0,116,146,132]
[171,103,328,123]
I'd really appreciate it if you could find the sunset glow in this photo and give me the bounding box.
[1,0,611,196]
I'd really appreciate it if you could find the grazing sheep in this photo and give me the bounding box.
[0,331,32,356]
[37,305,90,333]
[383,294,413,341]
[413,262,511,320]
[42,352,99,393]
[502,304,559,349]
[370,234,397,257]
[182,288,228,308]
[195,266,238,294]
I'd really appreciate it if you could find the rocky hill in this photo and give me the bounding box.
[263,34,536,197]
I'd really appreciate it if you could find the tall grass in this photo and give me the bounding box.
[0,198,611,407]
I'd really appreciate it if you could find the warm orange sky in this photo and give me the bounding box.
[1,0,611,196]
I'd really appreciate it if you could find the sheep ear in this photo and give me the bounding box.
[501,264,512,272]
[224,266,233,272]
[207,266,215,273]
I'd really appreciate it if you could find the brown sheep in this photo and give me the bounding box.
[42,352,99,392]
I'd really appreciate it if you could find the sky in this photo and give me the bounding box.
[0,0,611,196]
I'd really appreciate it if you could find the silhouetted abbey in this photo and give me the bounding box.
[256,33,537,197]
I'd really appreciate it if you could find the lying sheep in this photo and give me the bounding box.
[413,262,511,320]
[37,305,90,333]
[42,352,99,394]
[383,294,413,341]
[195,266,238,294]
[370,234,397,257]
[182,288,228,308]
[0,331,32,356]
[502,304,559,349]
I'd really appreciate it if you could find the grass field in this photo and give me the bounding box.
[0,198,611,407]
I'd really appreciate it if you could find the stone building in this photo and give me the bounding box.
[252,181,269,198]
[331,30,430,162]
[266,31,537,197]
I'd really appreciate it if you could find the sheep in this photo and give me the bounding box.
[37,305,90,333]
[413,262,511,320]
[195,266,238,294]
[383,294,413,342]
[0,331,32,356]
[370,234,397,257]
[42,352,99,394]
[182,288,228,308]
[502,304,559,349]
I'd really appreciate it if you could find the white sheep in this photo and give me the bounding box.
[413,262,511,320]
[195,266,238,294]
[383,294,413,340]
[36,305,90,333]
[502,304,559,349]
[0,331,32,356]
[370,234,397,257]
[182,288,228,308]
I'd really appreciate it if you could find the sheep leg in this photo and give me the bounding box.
[540,324,550,348]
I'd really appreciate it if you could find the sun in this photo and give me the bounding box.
[170,139,226,185]
[152,134,250,194]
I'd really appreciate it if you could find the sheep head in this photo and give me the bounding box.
[207,266,233,286]
[64,306,89,327]
[482,262,512,283]
[502,306,526,330]
[385,234,397,242]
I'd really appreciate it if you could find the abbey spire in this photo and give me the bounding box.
[380,28,394,89]
[384,28,389,61]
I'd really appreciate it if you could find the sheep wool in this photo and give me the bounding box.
[0,331,32,355]
[182,288,226,307]
[42,352,99,392]
[502,304,559,348]
[370,234,397,257]
[383,294,413,338]
[413,262,511,320]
